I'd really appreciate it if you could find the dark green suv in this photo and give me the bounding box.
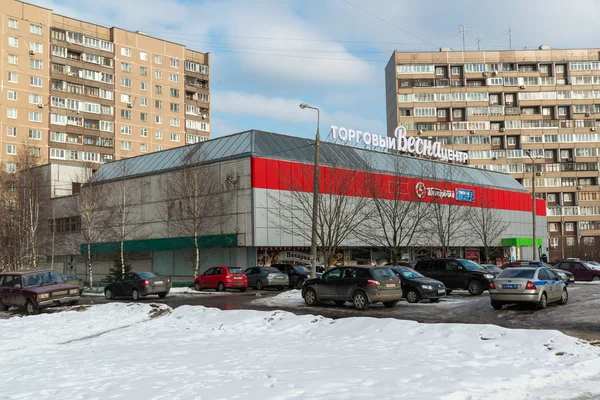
[414,258,496,295]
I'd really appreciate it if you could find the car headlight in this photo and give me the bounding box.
[421,285,433,290]
[484,274,494,279]
[38,293,50,299]
[69,289,79,295]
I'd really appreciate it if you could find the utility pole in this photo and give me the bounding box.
[474,35,483,51]
[459,25,467,51]
[504,26,513,50]
[526,150,541,260]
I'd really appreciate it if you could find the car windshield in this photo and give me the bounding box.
[62,275,76,280]
[228,267,244,274]
[498,269,536,279]
[137,272,157,279]
[588,261,600,266]
[23,271,64,287]
[395,268,424,279]
[371,268,396,278]
[583,263,599,269]
[458,260,486,270]
[294,266,310,273]
[264,268,280,273]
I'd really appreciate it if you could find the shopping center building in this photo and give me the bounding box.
[51,130,547,278]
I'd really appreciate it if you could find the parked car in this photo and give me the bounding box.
[390,266,446,303]
[61,274,85,293]
[194,266,247,292]
[503,261,575,285]
[414,258,495,295]
[552,260,600,281]
[489,267,568,310]
[271,264,311,289]
[245,266,288,290]
[480,264,502,274]
[586,261,600,269]
[302,266,402,310]
[104,271,171,300]
[0,270,80,315]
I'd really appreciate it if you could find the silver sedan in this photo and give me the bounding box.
[489,267,568,310]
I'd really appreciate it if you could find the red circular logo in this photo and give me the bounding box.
[415,182,426,199]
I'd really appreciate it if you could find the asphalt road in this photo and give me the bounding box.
[3,284,600,340]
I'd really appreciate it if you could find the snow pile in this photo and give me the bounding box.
[253,289,305,306]
[168,287,235,296]
[1,304,600,400]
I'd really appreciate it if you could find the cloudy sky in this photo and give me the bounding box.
[30,0,600,140]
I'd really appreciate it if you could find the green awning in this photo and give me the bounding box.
[80,234,237,255]
[501,237,543,247]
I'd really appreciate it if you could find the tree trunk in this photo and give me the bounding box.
[194,235,200,277]
[87,243,93,289]
[120,240,125,275]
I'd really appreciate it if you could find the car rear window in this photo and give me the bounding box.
[264,268,280,273]
[498,269,535,279]
[228,267,244,274]
[137,272,157,279]
[371,268,396,278]
[293,266,310,273]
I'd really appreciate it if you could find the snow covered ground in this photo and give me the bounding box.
[82,287,234,297]
[1,303,599,400]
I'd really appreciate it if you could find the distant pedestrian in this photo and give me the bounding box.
[540,254,548,263]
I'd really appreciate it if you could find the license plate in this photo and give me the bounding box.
[438,289,446,294]
[154,281,163,285]
[386,283,396,288]
[502,284,518,289]
[276,276,284,279]
[234,277,241,280]
[53,290,68,296]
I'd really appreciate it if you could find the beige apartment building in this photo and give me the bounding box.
[386,47,600,261]
[1,0,210,171]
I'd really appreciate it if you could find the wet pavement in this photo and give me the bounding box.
[3,284,600,340]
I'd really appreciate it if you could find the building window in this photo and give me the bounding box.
[155,70,162,79]
[7,90,17,101]
[155,116,163,124]
[549,223,558,232]
[8,54,18,65]
[29,148,40,157]
[140,51,148,61]
[170,88,180,97]
[120,78,131,88]
[8,19,18,29]
[154,55,162,64]
[29,76,42,87]
[547,193,556,202]
[8,72,18,83]
[170,58,179,68]
[539,64,549,73]
[6,145,17,155]
[451,67,460,75]
[120,141,132,150]
[453,109,462,118]
[155,85,162,94]
[564,193,573,202]
[140,66,148,76]
[140,82,147,91]
[507,137,517,145]
[30,41,43,53]
[550,237,559,248]
[155,100,162,109]
[7,109,17,119]
[169,73,179,82]
[140,97,148,107]
[121,47,131,57]
[120,126,131,135]
[8,37,18,47]
[140,112,148,122]
[170,133,180,142]
[121,62,131,72]
[140,143,148,153]
[121,94,132,104]
[435,67,444,75]
[121,110,131,120]
[566,237,576,247]
[542,107,552,116]
[6,163,16,173]
[30,24,43,35]
[29,112,42,122]
[556,65,565,73]
[156,145,163,151]
[560,150,570,159]
[565,222,575,232]
[140,128,148,137]
[558,107,567,116]
[29,59,43,70]
[170,103,180,112]
[7,127,16,137]
[170,118,180,127]
[584,237,595,246]
[155,131,163,139]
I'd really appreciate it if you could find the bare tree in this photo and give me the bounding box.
[158,162,221,277]
[359,156,428,264]
[271,161,369,270]
[467,191,509,263]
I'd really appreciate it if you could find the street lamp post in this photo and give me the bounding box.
[526,150,542,260]
[299,103,320,279]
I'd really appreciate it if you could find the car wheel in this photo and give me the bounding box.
[446,289,453,295]
[429,298,440,303]
[406,289,420,304]
[558,288,568,305]
[194,282,201,291]
[217,282,226,292]
[158,292,167,299]
[69,301,79,306]
[256,280,264,290]
[295,278,304,289]
[277,287,284,291]
[0,299,8,311]
[352,291,370,311]
[333,300,345,306]
[491,301,503,310]
[592,275,600,282]
[132,289,140,301]
[304,288,318,306]
[25,300,39,316]
[104,289,114,300]
[239,288,247,293]
[537,293,548,310]
[467,280,484,296]
[383,300,398,308]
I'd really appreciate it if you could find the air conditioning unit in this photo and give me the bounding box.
[29,50,35,55]
[482,72,488,77]
[492,157,497,161]
[37,103,43,109]
[586,112,591,117]
[127,103,133,108]
[535,172,542,176]
[469,130,476,134]
[418,129,423,135]
[499,127,505,132]
[591,127,596,132]
[577,185,583,190]
[520,85,526,89]
[492,70,499,76]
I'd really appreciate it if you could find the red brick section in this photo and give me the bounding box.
[251,157,547,217]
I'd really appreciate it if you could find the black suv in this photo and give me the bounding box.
[414,258,496,295]
[271,264,311,289]
[302,266,403,310]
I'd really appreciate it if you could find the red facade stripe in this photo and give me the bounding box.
[251,157,546,217]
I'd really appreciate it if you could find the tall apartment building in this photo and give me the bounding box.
[386,47,600,261]
[1,0,210,172]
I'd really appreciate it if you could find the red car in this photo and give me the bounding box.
[194,266,247,292]
[553,260,600,281]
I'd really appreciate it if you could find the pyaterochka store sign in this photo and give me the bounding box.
[330,125,469,164]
